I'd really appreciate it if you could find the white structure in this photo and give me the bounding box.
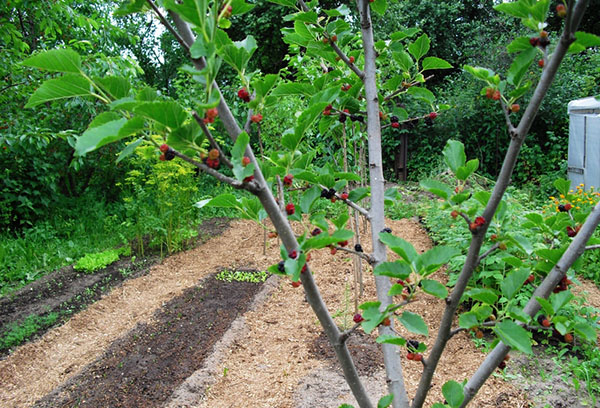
[567,96,600,190]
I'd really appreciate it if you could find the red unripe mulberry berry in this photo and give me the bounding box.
[285,203,295,215]
[490,233,498,241]
[529,37,540,47]
[242,156,251,166]
[291,281,301,288]
[288,250,297,259]
[349,56,355,64]
[542,318,551,327]
[538,59,545,68]
[160,144,169,153]
[556,4,567,18]
[353,313,364,323]
[564,203,572,211]
[451,210,458,218]
[251,113,263,123]
[492,90,501,101]
[159,153,166,161]
[510,104,520,113]
[340,192,349,200]
[475,216,486,226]
[331,35,337,42]
[330,246,337,255]
[413,354,423,362]
[243,175,254,182]
[429,112,438,120]
[564,333,573,343]
[237,87,250,102]
[391,122,400,128]
[406,352,415,360]
[382,317,391,326]
[283,174,293,186]
[485,87,494,99]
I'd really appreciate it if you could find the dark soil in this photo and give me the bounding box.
[309,331,385,376]
[0,217,231,357]
[33,270,266,408]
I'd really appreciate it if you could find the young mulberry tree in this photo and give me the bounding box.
[21,0,600,406]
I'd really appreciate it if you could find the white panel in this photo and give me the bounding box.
[584,116,600,190]
[568,114,586,168]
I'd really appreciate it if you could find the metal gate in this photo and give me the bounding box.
[567,97,600,190]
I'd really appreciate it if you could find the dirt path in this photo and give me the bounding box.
[1,216,597,407]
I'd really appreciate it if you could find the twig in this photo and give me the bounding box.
[585,244,600,251]
[334,245,376,264]
[340,322,362,343]
[191,111,233,169]
[500,99,517,137]
[476,243,500,265]
[171,149,259,193]
[383,76,434,102]
[146,0,190,53]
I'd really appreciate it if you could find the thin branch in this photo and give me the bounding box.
[0,82,28,94]
[334,245,376,264]
[191,111,234,169]
[146,0,190,53]
[171,149,260,193]
[477,243,500,265]
[585,244,600,251]
[383,76,434,102]
[337,192,371,219]
[500,99,517,136]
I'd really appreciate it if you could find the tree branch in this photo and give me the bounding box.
[411,2,590,406]
[477,243,500,265]
[357,0,409,406]
[585,244,600,251]
[334,245,376,264]
[191,111,234,169]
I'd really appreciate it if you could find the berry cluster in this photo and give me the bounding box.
[283,174,293,187]
[406,339,422,361]
[159,144,175,161]
[566,225,581,237]
[203,107,218,124]
[321,188,337,200]
[250,113,263,123]
[237,87,250,102]
[469,216,486,232]
[558,203,573,212]
[485,87,501,101]
[286,203,295,215]
[204,148,220,169]
[553,275,573,293]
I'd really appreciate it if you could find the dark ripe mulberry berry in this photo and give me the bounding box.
[381,227,392,234]
[390,115,399,123]
[529,37,540,47]
[558,204,566,212]
[538,36,550,47]
[354,244,363,252]
[339,113,347,123]
[498,361,506,370]
[407,339,420,351]
[327,66,334,72]
[165,149,175,161]
[311,228,322,236]
[278,260,285,272]
[289,250,298,259]
[353,313,364,323]
[425,117,433,126]
[321,188,329,198]
[328,188,336,198]
[350,114,358,122]
[160,144,169,153]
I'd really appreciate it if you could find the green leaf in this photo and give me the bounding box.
[407,87,435,104]
[574,322,596,343]
[422,57,452,71]
[96,76,131,99]
[114,0,147,16]
[553,178,571,196]
[392,51,413,72]
[163,0,204,27]
[134,101,190,129]
[332,213,349,230]
[419,246,459,275]
[399,311,428,336]
[442,380,465,408]
[507,36,533,53]
[293,102,329,148]
[379,233,418,263]
[230,0,255,15]
[408,34,430,62]
[377,394,394,408]
[421,279,448,299]
[501,268,530,300]
[359,301,385,334]
[509,81,532,99]
[348,187,369,202]
[376,334,406,346]
[458,312,479,329]
[494,320,532,354]
[494,2,529,19]
[88,112,121,128]
[455,159,479,181]
[569,32,600,53]
[195,193,240,209]
[420,179,452,200]
[74,118,128,156]
[25,74,92,108]
[266,0,297,7]
[370,0,388,16]
[22,48,82,74]
[466,288,498,305]
[550,290,574,313]
[463,65,496,83]
[535,297,554,317]
[507,47,537,87]
[231,132,253,181]
[220,36,258,73]
[443,140,466,174]
[300,186,321,214]
[117,137,143,163]
[373,261,411,279]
